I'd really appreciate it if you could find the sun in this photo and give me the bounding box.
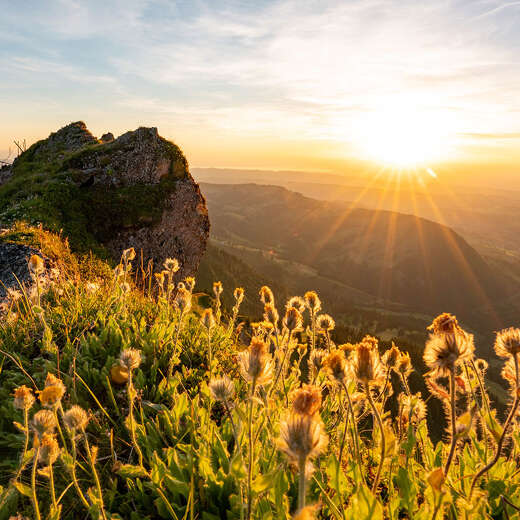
[355,102,450,169]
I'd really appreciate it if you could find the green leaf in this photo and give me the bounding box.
[13,481,32,497]
[117,464,149,479]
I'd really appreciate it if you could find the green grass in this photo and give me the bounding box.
[1,229,520,519]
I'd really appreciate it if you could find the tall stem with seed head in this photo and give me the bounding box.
[83,431,108,520]
[49,461,57,510]
[443,369,457,476]
[365,383,385,493]
[298,455,307,511]
[471,353,520,495]
[70,430,90,510]
[246,380,257,520]
[31,444,42,520]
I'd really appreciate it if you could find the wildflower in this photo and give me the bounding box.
[476,358,488,372]
[291,385,322,416]
[122,247,136,262]
[395,352,413,377]
[174,287,192,313]
[201,308,215,330]
[13,385,35,410]
[119,348,142,371]
[494,327,520,358]
[323,350,350,383]
[177,282,185,290]
[38,433,60,466]
[304,291,321,314]
[308,349,327,375]
[278,413,328,465]
[7,288,22,302]
[259,286,274,305]
[238,338,273,386]
[316,314,335,331]
[213,281,223,298]
[45,373,66,392]
[382,344,401,369]
[428,313,461,335]
[283,306,303,332]
[32,410,57,437]
[234,287,245,304]
[63,405,89,431]
[154,272,165,287]
[264,303,279,327]
[209,376,235,404]
[185,276,196,292]
[28,254,44,274]
[164,258,179,272]
[287,296,306,313]
[424,331,474,376]
[352,341,385,385]
[399,393,427,425]
[361,334,379,350]
[39,385,65,408]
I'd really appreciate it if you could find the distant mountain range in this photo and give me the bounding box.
[198,182,520,338]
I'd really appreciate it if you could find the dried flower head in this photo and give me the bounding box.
[122,247,136,262]
[38,433,60,466]
[494,327,520,358]
[278,413,328,465]
[174,287,192,313]
[399,392,427,425]
[475,358,489,373]
[396,352,413,377]
[424,331,474,376]
[291,385,322,416]
[39,384,65,408]
[185,276,196,292]
[283,306,303,332]
[304,291,321,314]
[316,314,335,331]
[382,344,401,369]
[308,349,327,376]
[238,338,273,386]
[361,335,379,350]
[177,282,185,290]
[234,287,245,304]
[13,385,35,410]
[213,281,223,298]
[259,286,274,305]
[7,288,22,302]
[209,376,235,404]
[119,348,142,371]
[32,410,57,437]
[352,341,385,385]
[28,254,44,274]
[287,296,306,313]
[201,308,216,330]
[264,303,279,327]
[323,350,350,383]
[154,272,165,288]
[63,405,89,431]
[164,258,180,272]
[427,313,462,335]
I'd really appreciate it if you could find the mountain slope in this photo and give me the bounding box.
[201,182,518,333]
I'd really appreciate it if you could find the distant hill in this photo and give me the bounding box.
[200,182,520,335]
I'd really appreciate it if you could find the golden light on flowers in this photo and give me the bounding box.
[316,314,335,331]
[278,413,328,466]
[164,258,179,272]
[185,276,196,292]
[111,364,129,384]
[304,291,321,314]
[292,505,319,520]
[122,247,136,262]
[291,385,322,416]
[39,384,65,408]
[398,392,427,425]
[424,330,474,376]
[209,376,235,404]
[13,385,35,410]
[234,287,245,303]
[32,409,57,437]
[427,467,445,492]
[38,433,60,466]
[323,350,350,383]
[63,405,89,431]
[396,352,413,377]
[427,313,461,335]
[494,327,520,358]
[263,303,279,327]
[286,296,306,313]
[308,349,327,376]
[28,254,44,274]
[352,341,385,385]
[238,338,273,386]
[45,373,65,391]
[201,308,216,330]
[283,306,303,332]
[119,348,142,371]
[259,285,274,305]
[382,344,401,369]
[213,281,223,297]
[174,287,192,313]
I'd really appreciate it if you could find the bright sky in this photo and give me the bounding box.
[2,0,520,181]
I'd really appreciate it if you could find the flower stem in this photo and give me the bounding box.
[443,369,457,476]
[298,455,307,511]
[31,444,41,520]
[70,431,90,510]
[49,462,57,510]
[128,371,144,467]
[366,383,385,493]
[246,381,257,520]
[83,431,108,520]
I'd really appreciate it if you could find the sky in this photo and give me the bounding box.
[2,0,520,184]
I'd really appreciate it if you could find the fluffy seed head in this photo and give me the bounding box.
[238,338,273,386]
[278,413,328,464]
[428,313,461,335]
[13,385,35,410]
[39,385,65,408]
[32,410,57,437]
[316,314,335,331]
[304,291,321,314]
[213,281,223,298]
[38,433,60,466]
[291,385,322,416]
[209,376,235,403]
[234,287,245,304]
[476,358,489,372]
[424,331,474,376]
[283,306,303,332]
[185,276,196,292]
[495,328,520,358]
[28,254,44,274]
[396,352,413,377]
[352,341,385,385]
[323,350,350,383]
[63,405,89,431]
[259,286,274,305]
[263,303,279,327]
[201,308,216,330]
[164,258,180,272]
[399,392,427,425]
[174,287,192,313]
[287,296,306,313]
[308,349,327,376]
[119,348,142,371]
[122,247,136,262]
[382,344,401,369]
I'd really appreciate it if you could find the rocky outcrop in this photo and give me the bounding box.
[0,122,209,283]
